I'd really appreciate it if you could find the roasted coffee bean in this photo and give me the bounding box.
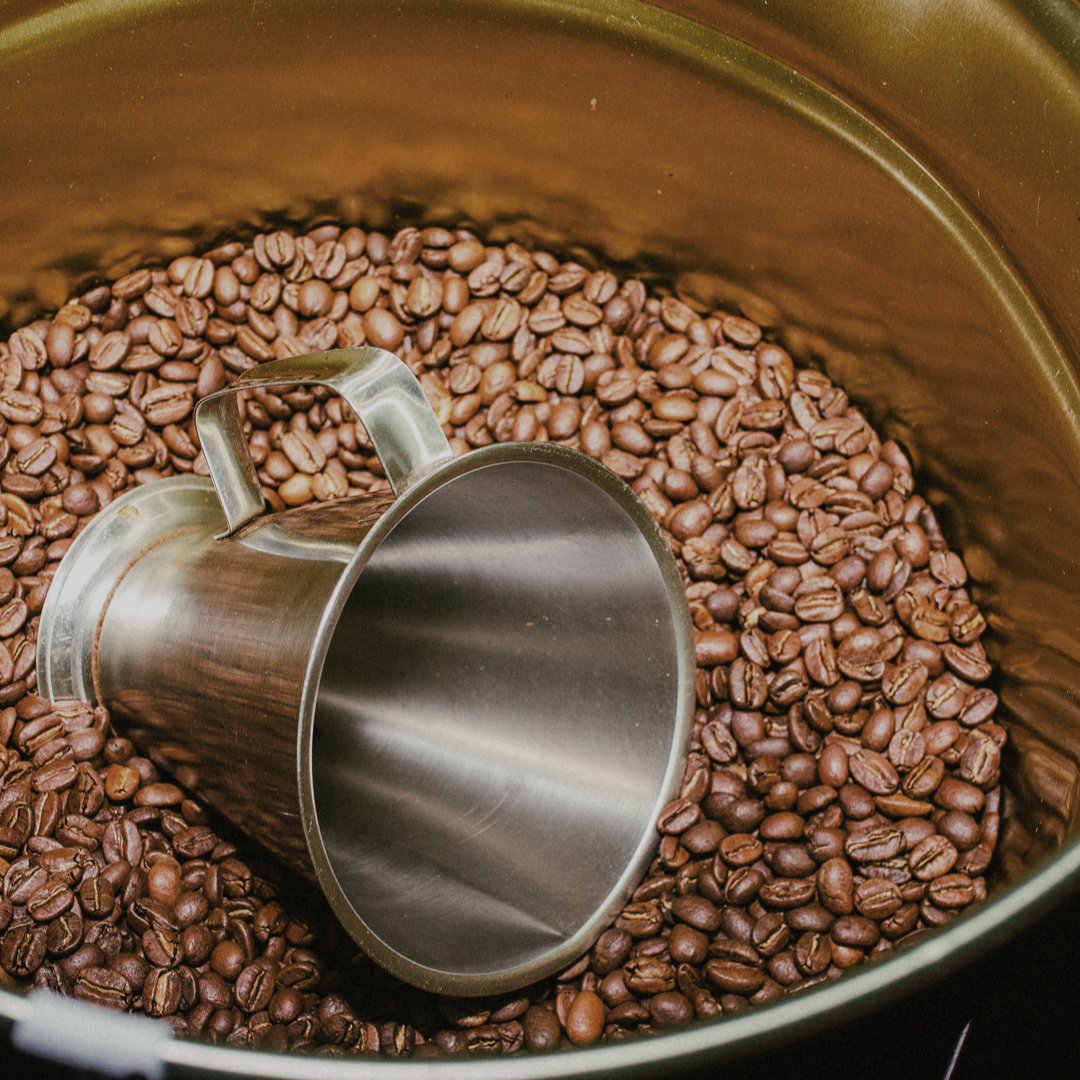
[670,895,722,932]
[6,861,48,904]
[180,924,214,967]
[849,749,900,795]
[793,931,831,975]
[657,798,701,834]
[909,835,959,880]
[751,912,791,958]
[789,905,836,937]
[846,826,906,862]
[714,909,750,954]
[903,755,946,800]
[210,939,245,980]
[564,989,606,1045]
[46,910,84,956]
[142,927,182,968]
[719,832,763,867]
[767,950,801,986]
[815,743,848,789]
[59,942,105,983]
[854,877,903,920]
[614,901,664,938]
[704,959,765,996]
[895,816,937,852]
[927,873,977,909]
[144,967,184,1017]
[880,902,921,940]
[102,817,142,864]
[643,990,693,1029]
[934,777,986,815]
[681,818,725,853]
[706,936,760,969]
[937,810,982,852]
[1,921,47,976]
[128,897,176,936]
[84,921,122,959]
[109,952,150,991]
[817,857,854,915]
[836,783,876,820]
[724,867,765,907]
[522,1005,561,1052]
[716,796,766,833]
[623,957,676,995]
[808,827,848,864]
[758,878,817,909]
[588,929,632,978]
[830,915,880,950]
[769,844,817,879]
[960,734,1001,787]
[235,962,276,1013]
[27,878,74,922]
[73,965,132,1009]
[668,924,710,965]
[759,811,804,841]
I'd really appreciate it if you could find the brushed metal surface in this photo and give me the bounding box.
[310,458,686,982]
[96,495,375,872]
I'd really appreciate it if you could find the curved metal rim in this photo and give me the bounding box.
[161,833,1080,1079]
[4,824,1060,1075]
[35,475,221,705]
[294,440,698,997]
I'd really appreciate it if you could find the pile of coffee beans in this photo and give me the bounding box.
[0,221,1012,1057]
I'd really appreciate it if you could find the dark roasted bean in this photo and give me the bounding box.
[817,857,854,915]
[854,877,903,920]
[235,963,276,1013]
[849,749,900,795]
[909,835,959,880]
[758,878,816,909]
[73,965,132,1009]
[830,915,880,950]
[143,967,184,1017]
[623,957,676,995]
[523,1005,562,1052]
[705,959,765,996]
[671,895,721,933]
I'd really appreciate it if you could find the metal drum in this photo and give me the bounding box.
[1,0,1079,1076]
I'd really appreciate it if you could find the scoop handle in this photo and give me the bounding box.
[194,347,453,536]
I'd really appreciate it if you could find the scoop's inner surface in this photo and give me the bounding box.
[311,461,681,975]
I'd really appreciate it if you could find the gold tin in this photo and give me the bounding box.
[2,0,1079,1075]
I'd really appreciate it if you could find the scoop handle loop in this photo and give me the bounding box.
[194,347,453,536]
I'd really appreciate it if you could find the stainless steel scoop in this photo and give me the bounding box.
[36,346,696,995]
